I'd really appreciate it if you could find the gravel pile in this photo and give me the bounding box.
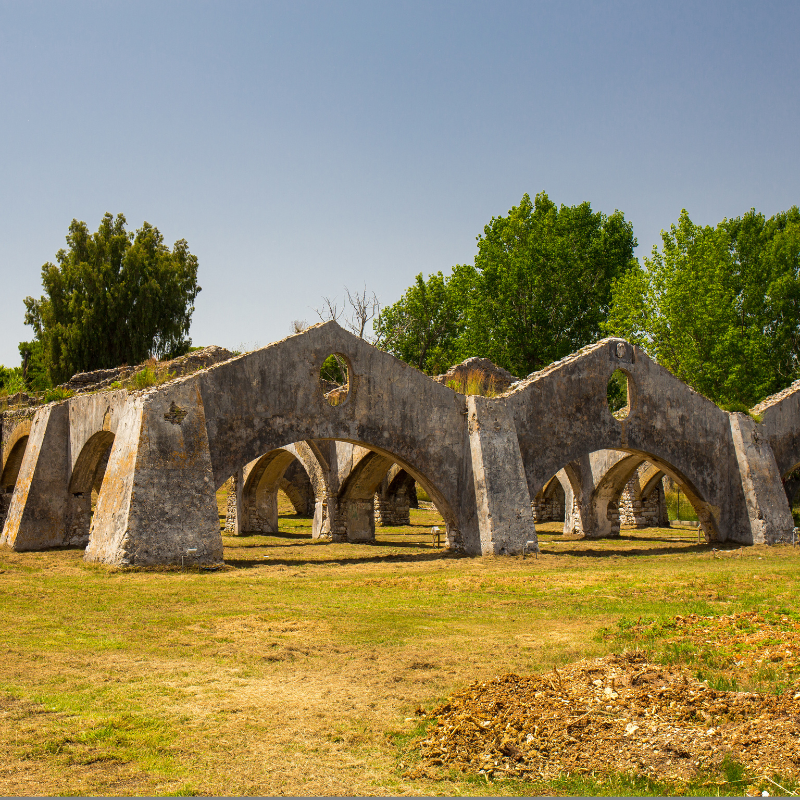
[413,616,800,788]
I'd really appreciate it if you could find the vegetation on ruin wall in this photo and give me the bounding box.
[445,368,501,397]
[21,212,201,386]
[0,496,797,796]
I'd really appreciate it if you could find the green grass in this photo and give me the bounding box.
[0,508,797,795]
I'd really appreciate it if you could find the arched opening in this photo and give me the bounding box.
[320,353,350,407]
[280,458,316,518]
[68,431,115,547]
[220,437,455,552]
[338,451,393,541]
[535,448,718,546]
[532,475,566,526]
[239,449,303,534]
[0,434,29,531]
[782,466,800,527]
[607,369,632,420]
[596,451,710,539]
[375,467,417,526]
[619,463,670,529]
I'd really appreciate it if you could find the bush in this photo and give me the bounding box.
[43,387,74,403]
[0,366,26,395]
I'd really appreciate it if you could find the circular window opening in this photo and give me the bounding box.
[320,354,350,407]
[607,369,631,420]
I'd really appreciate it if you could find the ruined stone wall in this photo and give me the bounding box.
[618,477,668,528]
[531,493,565,523]
[59,345,235,394]
[374,494,411,526]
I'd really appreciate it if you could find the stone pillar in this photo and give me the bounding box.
[224,475,237,532]
[1,403,74,550]
[467,395,537,555]
[256,491,279,533]
[657,481,670,527]
[342,498,375,543]
[224,469,245,534]
[374,494,411,526]
[312,497,327,539]
[84,383,222,567]
[729,413,794,545]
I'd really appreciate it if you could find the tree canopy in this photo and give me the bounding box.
[375,192,637,377]
[373,270,467,374]
[605,206,800,408]
[23,213,201,385]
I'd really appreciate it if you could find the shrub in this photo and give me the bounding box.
[43,386,74,403]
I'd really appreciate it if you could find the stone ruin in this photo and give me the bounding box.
[1,322,798,566]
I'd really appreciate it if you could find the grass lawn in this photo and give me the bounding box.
[0,493,798,796]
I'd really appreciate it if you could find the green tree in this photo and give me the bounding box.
[23,213,201,384]
[0,364,25,395]
[18,340,51,391]
[462,192,637,376]
[606,207,800,407]
[375,192,637,377]
[374,269,472,373]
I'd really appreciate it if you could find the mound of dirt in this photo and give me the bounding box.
[414,645,800,786]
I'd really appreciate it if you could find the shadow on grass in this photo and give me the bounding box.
[227,530,312,541]
[224,549,464,569]
[541,543,712,558]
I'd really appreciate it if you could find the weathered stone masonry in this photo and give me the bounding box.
[1,325,798,566]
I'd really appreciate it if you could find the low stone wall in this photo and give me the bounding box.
[531,494,564,523]
[374,494,411,526]
[619,477,668,528]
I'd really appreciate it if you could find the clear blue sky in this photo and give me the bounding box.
[1,0,798,366]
